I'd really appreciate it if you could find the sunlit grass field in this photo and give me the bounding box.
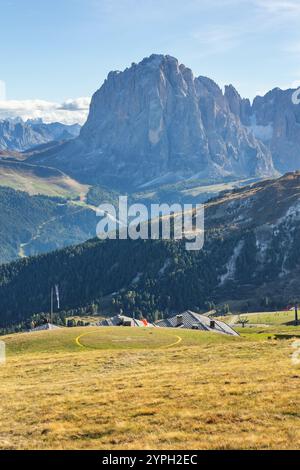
[243,311,297,325]
[223,310,297,326]
[0,163,90,199]
[0,326,300,450]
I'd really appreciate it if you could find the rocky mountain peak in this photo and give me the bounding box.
[31,54,280,188]
[74,55,275,187]
[246,87,300,172]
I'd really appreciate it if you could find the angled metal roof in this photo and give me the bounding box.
[30,323,62,332]
[97,315,153,327]
[156,310,239,336]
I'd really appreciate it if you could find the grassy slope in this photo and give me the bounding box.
[222,311,297,326]
[1,326,300,450]
[181,178,256,197]
[0,161,90,199]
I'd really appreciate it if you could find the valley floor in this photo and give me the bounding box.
[0,327,300,450]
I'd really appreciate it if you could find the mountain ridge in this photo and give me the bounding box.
[29,54,282,189]
[0,118,81,152]
[4,55,300,189]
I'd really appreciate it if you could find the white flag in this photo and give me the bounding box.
[55,285,60,310]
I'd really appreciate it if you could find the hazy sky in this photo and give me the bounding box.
[1,0,300,123]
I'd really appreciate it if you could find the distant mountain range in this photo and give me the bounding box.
[0,53,299,276]
[0,118,81,152]
[28,54,300,189]
[0,171,299,327]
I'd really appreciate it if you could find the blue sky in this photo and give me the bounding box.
[1,0,300,123]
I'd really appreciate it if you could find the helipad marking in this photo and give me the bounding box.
[75,329,182,350]
[75,330,98,348]
[162,334,182,348]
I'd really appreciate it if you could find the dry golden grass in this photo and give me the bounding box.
[0,163,90,199]
[220,310,297,326]
[0,327,300,450]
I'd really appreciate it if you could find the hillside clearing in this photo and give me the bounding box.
[0,161,90,199]
[0,326,300,449]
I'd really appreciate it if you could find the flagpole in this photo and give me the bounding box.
[50,287,54,324]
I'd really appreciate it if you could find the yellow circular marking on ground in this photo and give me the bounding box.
[162,333,183,349]
[75,329,182,350]
[75,330,97,348]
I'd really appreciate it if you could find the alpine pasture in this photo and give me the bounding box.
[1,325,300,450]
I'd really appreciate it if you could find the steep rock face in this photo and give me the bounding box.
[79,55,276,184]
[31,55,276,188]
[251,88,300,172]
[0,119,80,152]
[195,79,273,178]
[224,84,251,125]
[224,85,300,173]
[80,55,210,182]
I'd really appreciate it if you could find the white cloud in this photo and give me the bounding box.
[0,97,91,125]
[59,97,90,112]
[253,0,300,17]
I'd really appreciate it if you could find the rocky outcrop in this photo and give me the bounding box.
[31,55,277,188]
[224,85,300,173]
[250,88,300,172]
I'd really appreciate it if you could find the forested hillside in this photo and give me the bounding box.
[0,172,299,329]
[0,187,97,263]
